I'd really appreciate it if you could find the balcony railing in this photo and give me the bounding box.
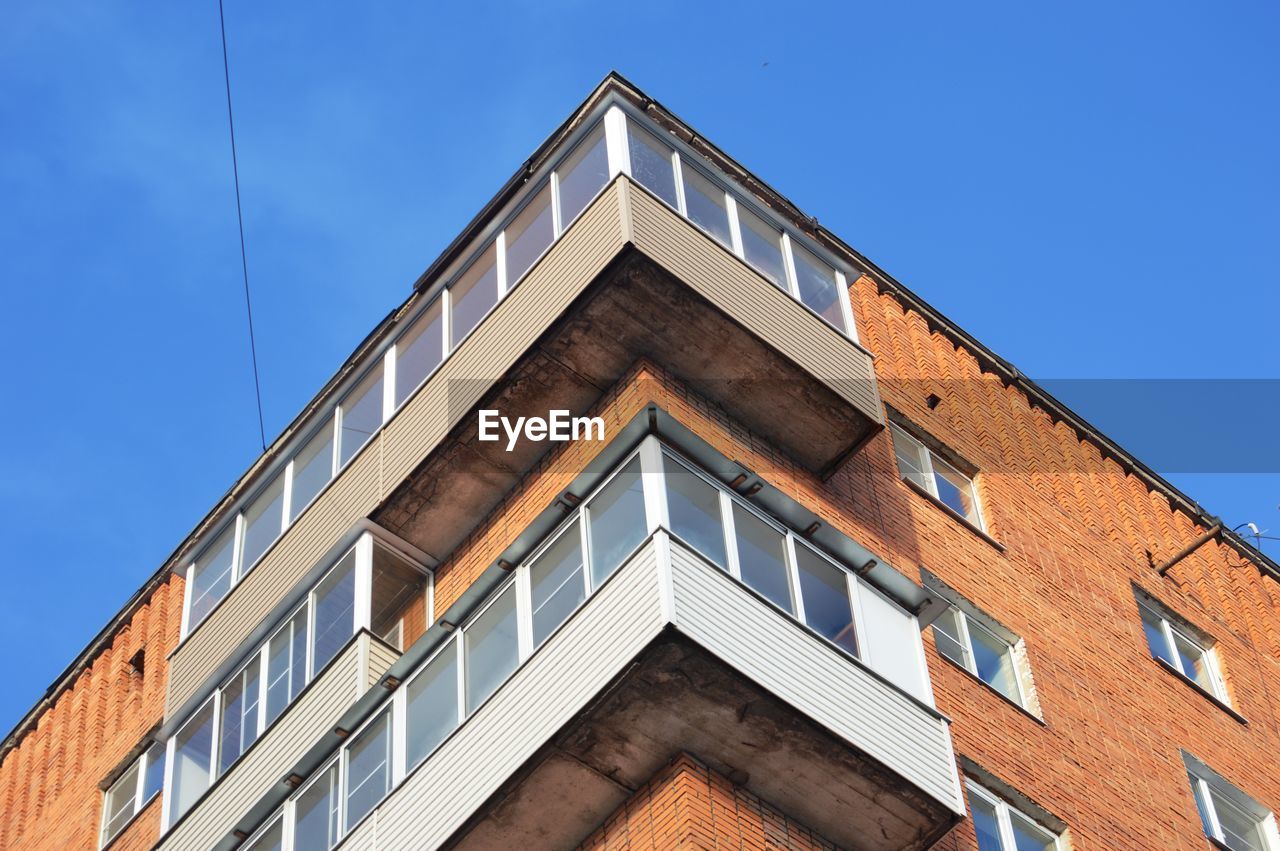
[206,435,958,851]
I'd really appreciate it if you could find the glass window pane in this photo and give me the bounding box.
[394,299,443,407]
[170,700,215,824]
[932,607,969,668]
[450,243,499,348]
[587,457,647,587]
[219,658,261,773]
[465,585,519,713]
[1139,606,1176,666]
[1010,810,1057,851]
[338,366,384,467]
[530,521,586,647]
[891,426,930,492]
[240,474,285,575]
[663,455,727,569]
[290,421,334,521]
[968,620,1020,702]
[406,642,459,769]
[245,818,284,851]
[628,125,677,209]
[188,525,236,631]
[683,167,731,246]
[794,545,857,654]
[556,124,609,228]
[504,185,554,285]
[970,793,1004,851]
[142,741,166,801]
[370,543,427,651]
[732,504,792,613]
[790,241,846,331]
[293,762,340,851]
[1171,630,1215,691]
[266,607,308,725]
[932,455,980,525]
[103,760,140,841]
[345,711,391,831]
[311,551,357,676]
[1211,788,1265,851]
[737,206,787,288]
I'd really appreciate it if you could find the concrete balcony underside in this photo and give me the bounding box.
[167,176,881,723]
[341,536,962,851]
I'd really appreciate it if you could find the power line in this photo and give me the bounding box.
[217,0,267,452]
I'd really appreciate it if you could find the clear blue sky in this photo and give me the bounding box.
[1,2,1276,732]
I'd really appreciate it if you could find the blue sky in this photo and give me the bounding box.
[1,2,1276,732]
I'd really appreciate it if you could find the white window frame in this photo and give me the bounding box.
[100,742,163,848]
[1138,598,1230,704]
[966,780,1062,851]
[889,422,985,530]
[1185,754,1280,851]
[927,584,1029,709]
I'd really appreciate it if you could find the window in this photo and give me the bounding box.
[731,503,792,612]
[240,474,285,575]
[289,421,335,521]
[168,699,215,826]
[967,781,1061,851]
[266,606,308,725]
[890,422,984,529]
[393,300,443,408]
[663,455,728,569]
[100,741,164,847]
[627,123,678,209]
[344,711,391,831]
[243,817,284,851]
[793,544,857,655]
[1138,595,1228,703]
[293,761,341,851]
[311,551,357,676]
[737,206,787,289]
[404,641,459,770]
[789,241,846,331]
[556,123,609,228]
[682,166,732,247]
[928,582,1030,708]
[504,184,554,286]
[449,243,499,348]
[187,525,236,632]
[218,658,261,773]
[528,520,586,648]
[1185,755,1279,851]
[464,584,519,713]
[337,366,384,467]
[585,456,647,587]
[370,543,428,651]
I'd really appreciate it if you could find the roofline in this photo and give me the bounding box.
[6,68,1275,761]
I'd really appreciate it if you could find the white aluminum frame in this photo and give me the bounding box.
[1139,599,1230,704]
[965,780,1062,851]
[1185,754,1280,851]
[927,585,1029,709]
[99,740,164,848]
[889,422,986,530]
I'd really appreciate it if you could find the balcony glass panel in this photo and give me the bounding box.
[556,124,608,227]
[627,124,678,209]
[218,657,261,772]
[586,457,647,587]
[504,184,554,285]
[794,544,857,654]
[683,166,731,247]
[311,551,357,676]
[266,607,308,725]
[293,762,340,851]
[344,711,391,831]
[290,422,334,522]
[731,504,792,612]
[188,526,236,632]
[370,544,427,651]
[338,366,384,468]
[170,699,215,825]
[394,299,443,408]
[529,521,586,648]
[450,243,499,348]
[790,241,845,331]
[245,818,283,851]
[240,474,285,577]
[405,642,459,770]
[663,456,727,569]
[737,206,787,289]
[464,585,519,713]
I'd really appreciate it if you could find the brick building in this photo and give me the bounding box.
[2,73,1277,851]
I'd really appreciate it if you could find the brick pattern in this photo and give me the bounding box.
[577,754,838,851]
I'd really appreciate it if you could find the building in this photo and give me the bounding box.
[2,72,1278,851]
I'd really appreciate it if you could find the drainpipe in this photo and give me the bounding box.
[1155,524,1223,577]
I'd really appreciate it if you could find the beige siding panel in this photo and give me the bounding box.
[158,635,366,851]
[366,638,400,690]
[166,185,627,720]
[371,541,665,849]
[667,542,963,813]
[626,184,882,422]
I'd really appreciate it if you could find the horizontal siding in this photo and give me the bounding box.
[158,636,365,850]
[166,185,627,719]
[371,540,666,849]
[367,639,400,690]
[626,184,882,422]
[667,542,963,813]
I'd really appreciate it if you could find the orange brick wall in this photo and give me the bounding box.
[578,753,838,851]
[0,574,183,850]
